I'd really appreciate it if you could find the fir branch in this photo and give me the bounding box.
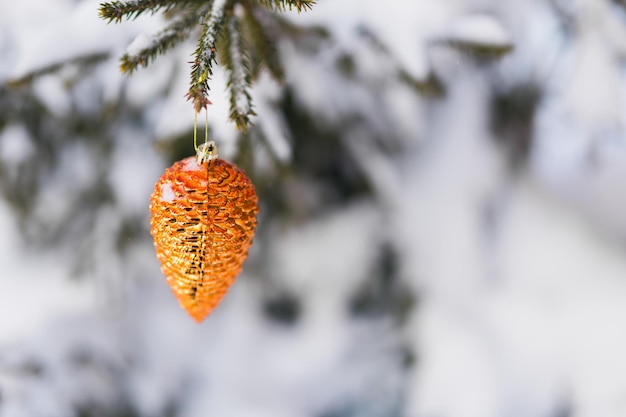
[256,0,315,13]
[7,52,110,87]
[100,0,317,126]
[120,4,209,74]
[99,0,178,23]
[222,12,256,130]
[243,5,284,82]
[187,0,231,112]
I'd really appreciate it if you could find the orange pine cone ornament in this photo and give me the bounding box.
[149,142,259,322]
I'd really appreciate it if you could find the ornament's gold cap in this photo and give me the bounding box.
[196,141,219,165]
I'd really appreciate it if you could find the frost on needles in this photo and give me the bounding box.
[98,0,316,130]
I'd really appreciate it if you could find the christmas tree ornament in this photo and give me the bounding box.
[149,138,259,322]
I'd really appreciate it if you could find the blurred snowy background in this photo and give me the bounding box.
[2,0,626,416]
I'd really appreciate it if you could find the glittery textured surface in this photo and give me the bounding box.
[149,157,259,322]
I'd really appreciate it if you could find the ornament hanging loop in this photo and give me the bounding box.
[194,109,218,165]
[197,141,218,165]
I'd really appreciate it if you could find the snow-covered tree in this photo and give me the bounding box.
[2,0,626,416]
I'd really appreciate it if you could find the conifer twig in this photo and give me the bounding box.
[99,0,178,23]
[187,0,230,112]
[223,11,255,130]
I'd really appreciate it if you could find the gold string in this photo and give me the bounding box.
[193,109,211,153]
[194,108,219,165]
[193,111,199,152]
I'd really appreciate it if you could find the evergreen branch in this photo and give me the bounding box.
[243,5,284,82]
[99,0,178,23]
[187,0,231,112]
[100,0,317,126]
[222,12,256,130]
[7,52,110,87]
[256,0,315,13]
[120,5,208,74]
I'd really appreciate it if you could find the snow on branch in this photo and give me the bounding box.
[444,14,514,58]
[120,6,208,74]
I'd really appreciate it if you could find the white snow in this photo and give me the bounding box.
[181,157,202,172]
[270,202,382,296]
[108,129,165,214]
[3,0,626,417]
[445,14,513,47]
[126,33,154,57]
[0,200,97,345]
[252,72,291,164]
[201,0,228,60]
[32,74,72,117]
[9,0,159,81]
[0,124,35,164]
[160,183,176,202]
